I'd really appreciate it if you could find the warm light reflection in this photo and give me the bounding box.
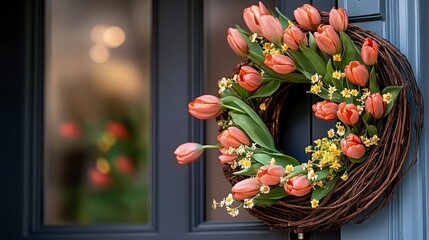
[89,44,110,63]
[102,26,126,48]
[91,24,108,44]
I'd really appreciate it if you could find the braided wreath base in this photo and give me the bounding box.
[223,18,424,232]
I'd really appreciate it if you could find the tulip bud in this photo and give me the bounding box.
[329,7,349,32]
[231,178,262,200]
[264,54,296,74]
[345,61,369,87]
[341,134,366,159]
[284,174,312,197]
[314,25,341,55]
[237,66,263,91]
[365,93,386,119]
[337,102,360,125]
[361,38,379,65]
[217,127,251,148]
[59,121,81,138]
[259,15,284,45]
[243,2,269,35]
[219,146,238,164]
[188,95,222,120]
[257,165,285,185]
[227,28,248,57]
[89,168,111,187]
[106,121,129,139]
[174,142,204,164]
[312,100,338,120]
[283,25,308,51]
[294,4,322,31]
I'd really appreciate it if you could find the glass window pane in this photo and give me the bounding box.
[44,0,151,225]
[204,0,275,221]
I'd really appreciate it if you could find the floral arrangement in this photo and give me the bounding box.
[174,2,423,232]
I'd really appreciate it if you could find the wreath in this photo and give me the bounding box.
[174,2,423,235]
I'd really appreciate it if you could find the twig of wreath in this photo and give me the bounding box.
[174,2,424,234]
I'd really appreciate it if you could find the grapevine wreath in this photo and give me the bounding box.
[174,2,423,234]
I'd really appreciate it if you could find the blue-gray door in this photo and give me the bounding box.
[0,0,427,240]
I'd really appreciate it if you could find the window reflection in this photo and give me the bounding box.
[44,0,151,224]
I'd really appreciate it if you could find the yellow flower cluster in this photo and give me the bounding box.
[263,42,281,55]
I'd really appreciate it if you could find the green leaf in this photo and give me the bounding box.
[362,112,372,125]
[248,80,281,100]
[324,59,334,87]
[314,168,330,181]
[311,177,338,201]
[288,50,316,74]
[310,86,343,103]
[300,44,327,75]
[382,86,403,117]
[369,66,380,93]
[236,26,263,57]
[252,152,300,167]
[275,7,290,29]
[339,31,361,70]
[284,165,307,179]
[252,187,288,206]
[308,32,317,52]
[230,112,277,151]
[367,125,378,137]
[233,163,262,176]
[231,82,248,99]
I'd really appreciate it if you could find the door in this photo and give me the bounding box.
[0,0,427,240]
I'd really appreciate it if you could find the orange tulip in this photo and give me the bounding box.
[174,142,204,164]
[337,102,360,125]
[231,178,262,200]
[264,54,296,74]
[89,168,111,187]
[341,134,366,159]
[59,121,81,138]
[238,66,263,91]
[329,7,348,32]
[361,38,379,65]
[284,174,312,197]
[314,25,341,55]
[218,146,238,164]
[106,121,129,139]
[283,25,308,51]
[259,15,284,45]
[116,156,134,173]
[293,4,322,31]
[188,95,222,120]
[345,61,369,87]
[243,2,269,35]
[227,28,248,57]
[365,93,386,119]
[217,127,251,148]
[257,165,285,185]
[312,100,338,120]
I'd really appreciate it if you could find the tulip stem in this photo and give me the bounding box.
[203,144,221,149]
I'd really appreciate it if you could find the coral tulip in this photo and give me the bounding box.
[365,93,386,119]
[337,102,360,125]
[259,15,284,45]
[227,28,248,57]
[106,121,129,139]
[312,100,339,120]
[231,178,262,200]
[174,142,204,164]
[59,121,81,138]
[219,146,238,164]
[283,25,308,51]
[284,174,312,197]
[116,156,134,173]
[257,165,285,185]
[329,7,349,32]
[264,54,296,74]
[89,168,111,187]
[217,127,251,148]
[238,66,263,91]
[293,4,322,31]
[341,134,366,159]
[314,25,341,55]
[361,38,379,65]
[345,61,369,87]
[188,95,222,120]
[243,2,269,35]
